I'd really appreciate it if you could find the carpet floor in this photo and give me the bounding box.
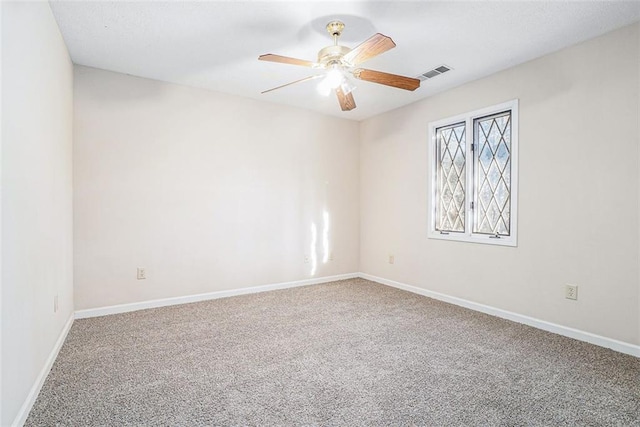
[26,278,639,426]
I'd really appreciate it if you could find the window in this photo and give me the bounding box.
[428,100,518,246]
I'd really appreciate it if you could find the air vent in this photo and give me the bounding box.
[417,65,452,81]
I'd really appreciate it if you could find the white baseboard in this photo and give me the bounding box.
[359,273,640,358]
[75,273,360,319]
[12,313,74,427]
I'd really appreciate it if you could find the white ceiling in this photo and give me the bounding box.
[50,1,640,121]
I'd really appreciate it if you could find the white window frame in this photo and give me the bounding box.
[428,99,519,247]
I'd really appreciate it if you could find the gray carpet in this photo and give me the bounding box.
[26,278,639,426]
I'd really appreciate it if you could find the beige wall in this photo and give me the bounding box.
[360,23,640,345]
[1,2,74,425]
[73,66,360,310]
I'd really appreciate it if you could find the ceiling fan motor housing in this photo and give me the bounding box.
[317,45,352,67]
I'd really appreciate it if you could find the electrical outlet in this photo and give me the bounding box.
[389,255,395,264]
[565,284,578,300]
[329,252,334,261]
[137,267,146,280]
[53,295,59,313]
[304,255,309,263]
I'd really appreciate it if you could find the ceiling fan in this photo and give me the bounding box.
[258,21,420,112]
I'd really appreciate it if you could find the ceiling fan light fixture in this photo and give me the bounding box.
[317,65,346,96]
[325,67,344,89]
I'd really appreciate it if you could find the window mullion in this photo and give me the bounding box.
[465,117,474,237]
[472,117,480,237]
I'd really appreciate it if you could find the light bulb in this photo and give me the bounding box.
[325,68,343,89]
[317,65,346,96]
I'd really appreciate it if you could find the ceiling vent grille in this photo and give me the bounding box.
[417,65,452,81]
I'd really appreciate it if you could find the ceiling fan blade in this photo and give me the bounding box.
[352,68,420,91]
[336,87,356,111]
[343,33,396,66]
[261,75,322,94]
[258,54,318,68]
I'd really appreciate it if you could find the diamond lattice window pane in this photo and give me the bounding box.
[436,123,466,232]
[474,112,511,235]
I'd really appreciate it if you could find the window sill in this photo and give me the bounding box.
[427,231,517,247]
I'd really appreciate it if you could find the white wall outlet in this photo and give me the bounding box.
[53,294,59,313]
[329,252,334,261]
[304,255,309,263]
[565,284,578,300]
[389,255,395,264]
[137,267,146,280]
